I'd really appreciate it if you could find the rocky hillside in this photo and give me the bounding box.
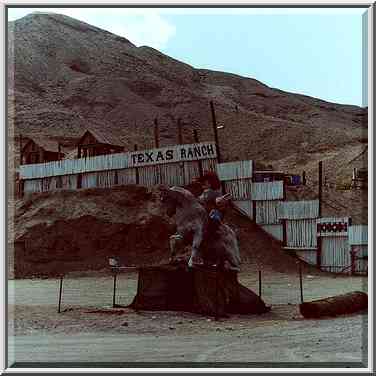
[8,13,367,160]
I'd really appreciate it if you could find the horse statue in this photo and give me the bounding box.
[160,185,241,271]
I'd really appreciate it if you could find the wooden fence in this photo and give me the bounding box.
[19,142,218,194]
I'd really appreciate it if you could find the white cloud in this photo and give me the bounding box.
[108,14,176,49]
[8,8,176,49]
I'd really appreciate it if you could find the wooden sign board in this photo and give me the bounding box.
[128,142,217,168]
[317,217,349,237]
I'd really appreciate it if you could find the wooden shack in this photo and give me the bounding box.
[20,137,64,165]
[77,129,125,158]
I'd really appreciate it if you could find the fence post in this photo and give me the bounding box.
[258,270,262,298]
[112,271,118,308]
[215,267,219,321]
[350,249,356,275]
[58,275,64,313]
[299,262,304,304]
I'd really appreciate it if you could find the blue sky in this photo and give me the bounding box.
[8,7,367,107]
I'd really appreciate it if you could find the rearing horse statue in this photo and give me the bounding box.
[160,186,241,271]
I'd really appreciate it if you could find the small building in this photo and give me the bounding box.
[20,137,64,165]
[77,129,125,158]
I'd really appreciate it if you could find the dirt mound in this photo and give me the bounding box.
[12,185,175,278]
[11,185,321,279]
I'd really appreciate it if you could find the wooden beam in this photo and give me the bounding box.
[317,161,323,269]
[19,135,23,165]
[193,129,203,178]
[154,118,160,148]
[177,118,183,145]
[318,161,323,216]
[210,101,221,163]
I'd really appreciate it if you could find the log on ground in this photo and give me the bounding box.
[299,291,368,319]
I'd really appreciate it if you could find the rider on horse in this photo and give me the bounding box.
[195,171,231,233]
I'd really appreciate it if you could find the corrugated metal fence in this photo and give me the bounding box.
[216,161,368,275]
[19,143,218,194]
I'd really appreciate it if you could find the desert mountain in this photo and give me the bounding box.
[8,12,368,222]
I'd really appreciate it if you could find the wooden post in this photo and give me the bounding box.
[215,267,219,321]
[177,118,183,145]
[350,248,356,275]
[193,129,203,178]
[210,101,221,163]
[58,275,64,313]
[77,174,82,189]
[282,219,287,247]
[317,161,323,269]
[134,144,140,184]
[318,161,323,216]
[154,118,159,149]
[19,135,23,165]
[299,262,304,304]
[112,271,117,308]
[258,270,262,298]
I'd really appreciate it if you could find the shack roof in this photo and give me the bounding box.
[78,128,124,148]
[21,137,60,153]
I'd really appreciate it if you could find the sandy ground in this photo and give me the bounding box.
[7,266,368,368]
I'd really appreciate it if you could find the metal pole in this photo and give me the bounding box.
[299,263,304,304]
[112,272,117,308]
[58,275,64,313]
[258,270,262,298]
[177,118,183,145]
[210,101,221,163]
[154,118,159,148]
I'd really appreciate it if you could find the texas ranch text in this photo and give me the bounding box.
[129,143,217,167]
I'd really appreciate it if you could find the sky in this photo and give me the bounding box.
[7,7,368,107]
